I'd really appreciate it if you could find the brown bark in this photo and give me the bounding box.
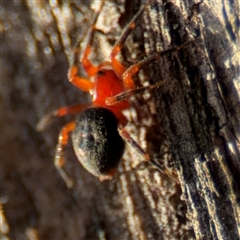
[1,0,239,240]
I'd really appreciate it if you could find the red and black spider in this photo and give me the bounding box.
[37,0,193,187]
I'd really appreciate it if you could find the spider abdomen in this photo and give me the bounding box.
[72,107,125,179]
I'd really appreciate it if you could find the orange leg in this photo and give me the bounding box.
[111,0,151,79]
[68,1,105,91]
[106,81,165,106]
[106,48,169,106]
[68,63,94,92]
[106,39,195,105]
[122,53,160,90]
[54,121,76,188]
[37,103,90,131]
[122,40,195,90]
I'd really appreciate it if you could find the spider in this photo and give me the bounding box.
[37,0,193,188]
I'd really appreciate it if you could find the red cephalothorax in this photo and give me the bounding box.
[92,66,130,111]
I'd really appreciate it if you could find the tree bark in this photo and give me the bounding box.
[1,0,239,240]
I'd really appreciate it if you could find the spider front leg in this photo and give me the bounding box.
[68,1,105,91]
[54,121,76,188]
[111,0,151,82]
[106,39,196,105]
[105,52,166,106]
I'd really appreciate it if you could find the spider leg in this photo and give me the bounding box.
[106,51,165,105]
[68,1,105,91]
[119,121,180,181]
[54,121,76,188]
[106,39,195,105]
[122,40,195,90]
[111,0,151,78]
[36,103,90,131]
[106,81,165,106]
[118,125,162,170]
[68,63,94,92]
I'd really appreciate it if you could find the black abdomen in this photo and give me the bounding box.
[72,107,125,178]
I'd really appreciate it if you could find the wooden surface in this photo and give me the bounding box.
[1,0,239,239]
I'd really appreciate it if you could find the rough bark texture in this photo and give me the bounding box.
[1,0,239,240]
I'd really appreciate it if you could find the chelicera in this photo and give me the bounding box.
[37,0,193,187]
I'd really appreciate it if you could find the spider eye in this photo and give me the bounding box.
[96,70,105,76]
